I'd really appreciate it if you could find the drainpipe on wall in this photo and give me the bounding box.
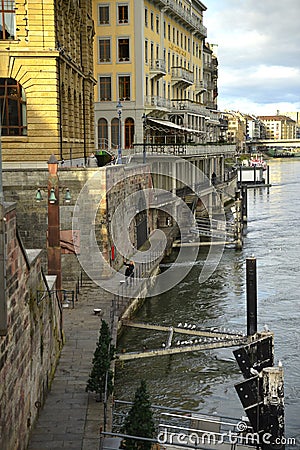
[58,57,63,161]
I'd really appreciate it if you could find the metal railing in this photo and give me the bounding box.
[149,59,167,73]
[128,143,236,158]
[144,96,172,110]
[158,0,207,37]
[171,67,194,84]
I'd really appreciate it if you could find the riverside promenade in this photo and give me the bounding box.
[27,278,114,450]
[27,227,176,450]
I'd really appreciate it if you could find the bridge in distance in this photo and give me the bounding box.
[249,138,300,148]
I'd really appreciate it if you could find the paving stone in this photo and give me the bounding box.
[28,258,162,449]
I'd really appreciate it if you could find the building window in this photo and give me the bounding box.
[156,15,159,33]
[0,0,15,40]
[98,118,108,149]
[118,38,130,61]
[150,12,154,31]
[119,76,130,101]
[98,5,110,24]
[118,4,128,24]
[125,118,134,148]
[99,38,111,62]
[111,118,119,148]
[0,78,27,136]
[150,42,154,61]
[163,20,166,38]
[145,8,148,27]
[145,76,149,97]
[168,24,170,40]
[99,76,111,101]
[145,40,148,64]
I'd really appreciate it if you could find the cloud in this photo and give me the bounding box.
[205,0,300,114]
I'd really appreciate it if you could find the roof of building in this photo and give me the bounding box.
[258,115,296,122]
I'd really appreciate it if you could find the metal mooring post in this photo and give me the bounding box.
[235,190,243,250]
[246,257,257,336]
[261,366,285,450]
[241,185,248,225]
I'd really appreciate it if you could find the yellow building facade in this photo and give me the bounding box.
[93,0,222,155]
[0,0,95,165]
[223,111,247,152]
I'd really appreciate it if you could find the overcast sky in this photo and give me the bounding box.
[204,0,300,116]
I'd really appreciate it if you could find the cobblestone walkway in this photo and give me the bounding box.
[27,279,113,450]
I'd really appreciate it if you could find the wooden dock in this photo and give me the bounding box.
[117,321,248,361]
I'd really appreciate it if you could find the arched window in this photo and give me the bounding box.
[0,78,27,136]
[98,118,108,149]
[125,117,134,149]
[111,118,119,149]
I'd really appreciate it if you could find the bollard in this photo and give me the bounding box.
[246,257,257,336]
[261,366,285,450]
[235,190,243,250]
[241,185,248,225]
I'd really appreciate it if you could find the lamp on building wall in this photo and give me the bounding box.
[116,100,123,164]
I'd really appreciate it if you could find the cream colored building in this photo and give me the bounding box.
[202,42,218,110]
[280,111,300,138]
[0,0,95,165]
[223,111,247,152]
[93,0,223,155]
[258,115,297,140]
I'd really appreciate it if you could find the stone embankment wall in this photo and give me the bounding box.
[0,204,62,450]
[2,165,156,288]
[0,165,159,447]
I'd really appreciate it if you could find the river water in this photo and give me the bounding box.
[115,159,300,444]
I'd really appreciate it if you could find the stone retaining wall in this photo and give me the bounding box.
[0,204,62,450]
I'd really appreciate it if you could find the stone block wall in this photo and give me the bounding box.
[0,204,62,450]
[3,165,156,287]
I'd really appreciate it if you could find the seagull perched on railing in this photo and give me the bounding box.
[263,324,270,332]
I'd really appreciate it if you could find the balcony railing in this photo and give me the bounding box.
[171,99,209,116]
[149,59,167,75]
[157,0,207,37]
[126,143,236,158]
[144,96,172,110]
[171,67,194,87]
[195,81,207,93]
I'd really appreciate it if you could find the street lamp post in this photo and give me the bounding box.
[36,156,72,294]
[142,113,147,164]
[47,154,62,292]
[116,100,123,164]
